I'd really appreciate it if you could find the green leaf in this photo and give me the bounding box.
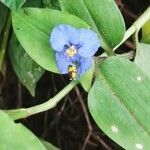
[43,0,60,10]
[24,0,44,7]
[59,0,125,48]
[0,0,26,10]
[142,20,150,44]
[0,2,8,35]
[9,35,45,96]
[88,57,150,150]
[0,110,46,150]
[134,43,150,77]
[80,61,95,92]
[41,140,59,150]
[12,8,89,73]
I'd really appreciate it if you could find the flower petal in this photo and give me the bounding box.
[55,52,71,74]
[62,25,79,45]
[78,29,100,57]
[78,57,93,76]
[50,24,78,52]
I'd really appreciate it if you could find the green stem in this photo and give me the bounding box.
[0,12,11,70]
[113,6,150,51]
[103,42,115,56]
[5,80,79,120]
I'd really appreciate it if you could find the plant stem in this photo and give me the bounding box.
[103,42,115,56]
[113,6,150,51]
[5,80,79,120]
[0,12,11,71]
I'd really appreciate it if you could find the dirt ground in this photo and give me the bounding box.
[1,0,150,150]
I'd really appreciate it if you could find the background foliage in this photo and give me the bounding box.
[0,0,150,150]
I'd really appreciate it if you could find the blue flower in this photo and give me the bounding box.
[50,24,100,80]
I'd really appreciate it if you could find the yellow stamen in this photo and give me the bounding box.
[68,65,77,72]
[71,72,77,79]
[68,65,78,80]
[66,45,77,57]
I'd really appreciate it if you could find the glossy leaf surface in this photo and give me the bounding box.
[134,43,150,77]
[0,110,46,150]
[88,57,150,149]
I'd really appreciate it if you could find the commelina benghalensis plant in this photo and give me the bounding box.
[50,24,100,80]
[0,0,150,149]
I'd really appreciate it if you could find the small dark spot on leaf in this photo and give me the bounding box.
[23,9,29,15]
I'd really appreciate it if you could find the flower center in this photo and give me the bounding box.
[66,45,77,57]
[68,64,78,80]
